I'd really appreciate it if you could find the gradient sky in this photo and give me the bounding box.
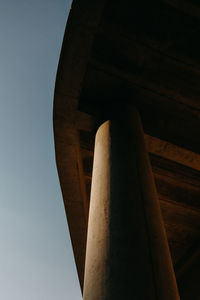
[0,0,82,299]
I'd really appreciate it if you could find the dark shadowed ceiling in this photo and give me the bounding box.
[54,0,200,298]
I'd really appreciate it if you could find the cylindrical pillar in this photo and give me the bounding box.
[83,107,180,300]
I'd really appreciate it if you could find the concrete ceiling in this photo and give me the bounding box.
[54,0,200,297]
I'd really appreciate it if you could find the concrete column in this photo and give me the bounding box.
[83,107,180,300]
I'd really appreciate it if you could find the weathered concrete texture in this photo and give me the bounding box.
[83,107,180,299]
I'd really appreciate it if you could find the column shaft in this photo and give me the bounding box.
[83,108,180,300]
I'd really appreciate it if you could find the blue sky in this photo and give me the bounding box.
[0,0,82,299]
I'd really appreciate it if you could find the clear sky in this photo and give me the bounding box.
[0,0,82,299]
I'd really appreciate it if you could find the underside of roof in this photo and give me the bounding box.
[54,0,200,298]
